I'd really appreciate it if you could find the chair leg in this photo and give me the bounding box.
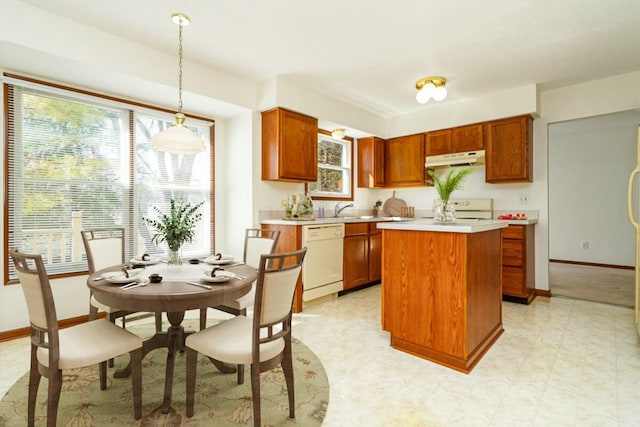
[185,348,197,417]
[46,370,62,427]
[99,361,107,390]
[282,338,295,419]
[27,349,41,427]
[237,364,244,384]
[155,312,163,332]
[251,365,261,427]
[199,308,207,330]
[130,348,142,420]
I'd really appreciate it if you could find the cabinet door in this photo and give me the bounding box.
[385,134,425,187]
[343,234,369,289]
[261,107,318,182]
[425,129,452,156]
[368,230,382,281]
[485,115,532,183]
[357,137,385,188]
[452,124,484,153]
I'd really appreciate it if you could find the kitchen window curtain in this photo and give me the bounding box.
[4,75,213,282]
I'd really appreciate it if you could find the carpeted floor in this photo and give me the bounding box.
[0,319,329,426]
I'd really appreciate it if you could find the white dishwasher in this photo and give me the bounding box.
[301,223,345,302]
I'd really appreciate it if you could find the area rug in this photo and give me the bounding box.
[0,319,328,426]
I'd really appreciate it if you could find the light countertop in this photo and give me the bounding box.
[376,219,509,233]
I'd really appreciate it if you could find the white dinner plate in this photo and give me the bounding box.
[103,271,140,284]
[130,256,161,265]
[200,274,231,283]
[203,255,234,265]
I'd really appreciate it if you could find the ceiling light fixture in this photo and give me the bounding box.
[151,13,205,154]
[331,128,346,139]
[415,76,447,104]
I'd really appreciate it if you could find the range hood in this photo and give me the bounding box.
[425,150,485,168]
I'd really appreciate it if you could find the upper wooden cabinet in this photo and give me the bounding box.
[357,136,385,188]
[385,134,425,187]
[425,124,484,157]
[261,107,318,182]
[485,115,533,183]
[425,129,452,156]
[452,123,484,153]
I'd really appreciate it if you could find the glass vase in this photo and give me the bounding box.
[434,201,456,222]
[168,247,182,266]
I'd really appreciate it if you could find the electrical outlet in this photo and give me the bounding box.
[581,241,589,250]
[518,193,530,204]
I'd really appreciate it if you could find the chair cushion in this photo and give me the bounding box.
[90,295,122,313]
[37,319,142,369]
[185,316,284,365]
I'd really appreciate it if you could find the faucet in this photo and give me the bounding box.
[334,202,354,217]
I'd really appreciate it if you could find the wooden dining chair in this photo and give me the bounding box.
[9,248,143,426]
[199,228,280,330]
[186,248,307,427]
[82,228,162,333]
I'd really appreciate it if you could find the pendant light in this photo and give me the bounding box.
[151,13,205,154]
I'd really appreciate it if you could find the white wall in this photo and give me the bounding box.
[549,110,639,266]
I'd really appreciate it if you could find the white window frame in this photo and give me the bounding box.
[308,133,353,200]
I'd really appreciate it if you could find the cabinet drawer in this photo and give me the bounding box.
[345,222,369,236]
[502,266,524,295]
[501,225,525,240]
[502,241,524,266]
[369,222,382,234]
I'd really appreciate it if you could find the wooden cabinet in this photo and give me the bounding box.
[357,136,385,188]
[452,123,484,153]
[385,134,425,187]
[261,107,318,182]
[425,129,452,156]
[382,228,503,373]
[485,115,533,183]
[501,224,535,304]
[343,222,383,290]
[368,223,382,281]
[425,124,484,157]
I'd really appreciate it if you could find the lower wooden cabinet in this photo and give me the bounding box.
[501,224,535,304]
[344,222,382,290]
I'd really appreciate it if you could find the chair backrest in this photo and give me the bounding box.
[253,248,307,330]
[9,248,60,359]
[81,228,125,274]
[243,229,281,269]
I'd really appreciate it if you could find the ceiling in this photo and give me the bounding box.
[15,0,640,118]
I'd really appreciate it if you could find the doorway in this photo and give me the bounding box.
[548,110,640,306]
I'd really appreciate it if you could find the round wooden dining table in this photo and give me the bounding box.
[87,261,256,414]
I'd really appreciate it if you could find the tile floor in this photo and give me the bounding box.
[2,284,639,426]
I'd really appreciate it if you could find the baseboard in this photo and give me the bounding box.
[0,313,105,342]
[549,259,633,270]
[535,289,551,298]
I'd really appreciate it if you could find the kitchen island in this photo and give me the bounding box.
[378,219,507,373]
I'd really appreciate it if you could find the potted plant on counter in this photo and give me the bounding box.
[373,199,382,217]
[427,167,473,222]
[143,198,204,265]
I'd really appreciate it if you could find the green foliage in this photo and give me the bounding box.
[427,167,473,202]
[143,199,204,251]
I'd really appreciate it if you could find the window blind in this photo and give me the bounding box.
[4,77,212,281]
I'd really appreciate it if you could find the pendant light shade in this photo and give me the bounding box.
[151,13,205,154]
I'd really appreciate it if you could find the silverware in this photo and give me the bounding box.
[185,281,212,290]
[121,281,147,290]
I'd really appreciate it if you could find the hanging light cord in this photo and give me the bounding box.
[177,20,184,114]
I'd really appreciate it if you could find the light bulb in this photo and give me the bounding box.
[416,82,436,104]
[433,85,447,101]
[416,87,430,104]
